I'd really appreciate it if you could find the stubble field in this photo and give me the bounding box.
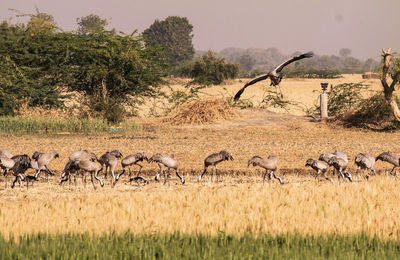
[1,75,400,257]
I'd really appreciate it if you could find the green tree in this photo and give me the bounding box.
[9,7,57,32]
[76,14,108,35]
[0,21,66,115]
[143,16,195,68]
[180,51,240,85]
[56,30,166,123]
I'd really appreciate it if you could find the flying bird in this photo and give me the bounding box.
[233,51,314,101]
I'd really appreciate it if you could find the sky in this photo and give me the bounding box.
[1,0,399,60]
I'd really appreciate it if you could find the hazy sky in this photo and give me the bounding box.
[1,0,399,59]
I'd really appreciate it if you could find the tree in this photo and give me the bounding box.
[238,54,256,72]
[143,16,195,68]
[9,7,57,32]
[179,51,240,85]
[55,30,166,123]
[339,48,352,58]
[77,14,108,35]
[380,48,400,121]
[0,21,65,115]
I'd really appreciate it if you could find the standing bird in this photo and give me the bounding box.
[247,155,283,184]
[116,152,148,184]
[328,157,352,182]
[98,150,123,186]
[305,158,329,180]
[31,150,59,181]
[234,51,314,101]
[354,153,375,180]
[197,151,234,182]
[149,154,185,185]
[375,152,400,176]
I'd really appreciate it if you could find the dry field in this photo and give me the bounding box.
[1,75,399,240]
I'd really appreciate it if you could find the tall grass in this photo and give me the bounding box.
[0,233,399,259]
[0,117,141,134]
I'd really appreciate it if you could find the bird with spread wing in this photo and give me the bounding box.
[233,51,314,101]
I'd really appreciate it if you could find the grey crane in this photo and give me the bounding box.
[31,150,59,180]
[69,150,98,162]
[60,159,103,189]
[0,149,13,159]
[248,155,283,184]
[98,150,123,186]
[7,159,33,189]
[234,52,314,101]
[197,150,233,182]
[116,152,148,184]
[375,152,399,176]
[305,158,329,180]
[328,157,352,182]
[354,153,375,180]
[149,154,185,184]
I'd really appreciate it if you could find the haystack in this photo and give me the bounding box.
[163,99,239,125]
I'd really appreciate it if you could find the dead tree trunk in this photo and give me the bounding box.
[381,48,400,121]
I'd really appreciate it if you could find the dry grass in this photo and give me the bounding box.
[0,74,398,239]
[0,119,400,239]
[0,175,399,240]
[163,99,239,125]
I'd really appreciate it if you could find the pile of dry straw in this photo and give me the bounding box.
[163,99,239,125]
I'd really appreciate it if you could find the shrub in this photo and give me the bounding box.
[179,51,240,86]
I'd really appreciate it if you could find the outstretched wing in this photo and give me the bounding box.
[233,74,269,101]
[273,51,314,73]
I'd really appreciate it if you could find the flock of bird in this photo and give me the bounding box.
[0,148,399,189]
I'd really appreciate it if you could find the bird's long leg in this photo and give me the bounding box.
[164,168,171,185]
[198,168,207,182]
[390,166,397,176]
[322,169,329,180]
[95,169,104,187]
[215,166,219,183]
[364,169,369,180]
[272,172,283,184]
[136,164,143,177]
[315,169,320,179]
[116,169,125,183]
[345,170,352,182]
[269,171,273,182]
[176,169,185,184]
[34,169,41,179]
[356,166,361,180]
[263,170,268,184]
[90,172,96,190]
[210,167,214,183]
[155,166,163,182]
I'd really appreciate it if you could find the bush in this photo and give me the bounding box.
[344,93,400,129]
[314,83,367,118]
[179,51,240,86]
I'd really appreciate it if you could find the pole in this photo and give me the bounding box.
[320,83,328,119]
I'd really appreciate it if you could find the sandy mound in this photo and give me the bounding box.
[163,99,239,125]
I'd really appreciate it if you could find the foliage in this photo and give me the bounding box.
[0,116,142,135]
[76,14,108,35]
[54,30,167,123]
[179,51,240,86]
[0,117,109,134]
[344,93,400,129]
[0,21,67,116]
[0,233,399,259]
[284,69,342,79]
[219,47,380,74]
[321,83,367,118]
[143,16,195,68]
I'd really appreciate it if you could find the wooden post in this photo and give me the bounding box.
[320,83,328,119]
